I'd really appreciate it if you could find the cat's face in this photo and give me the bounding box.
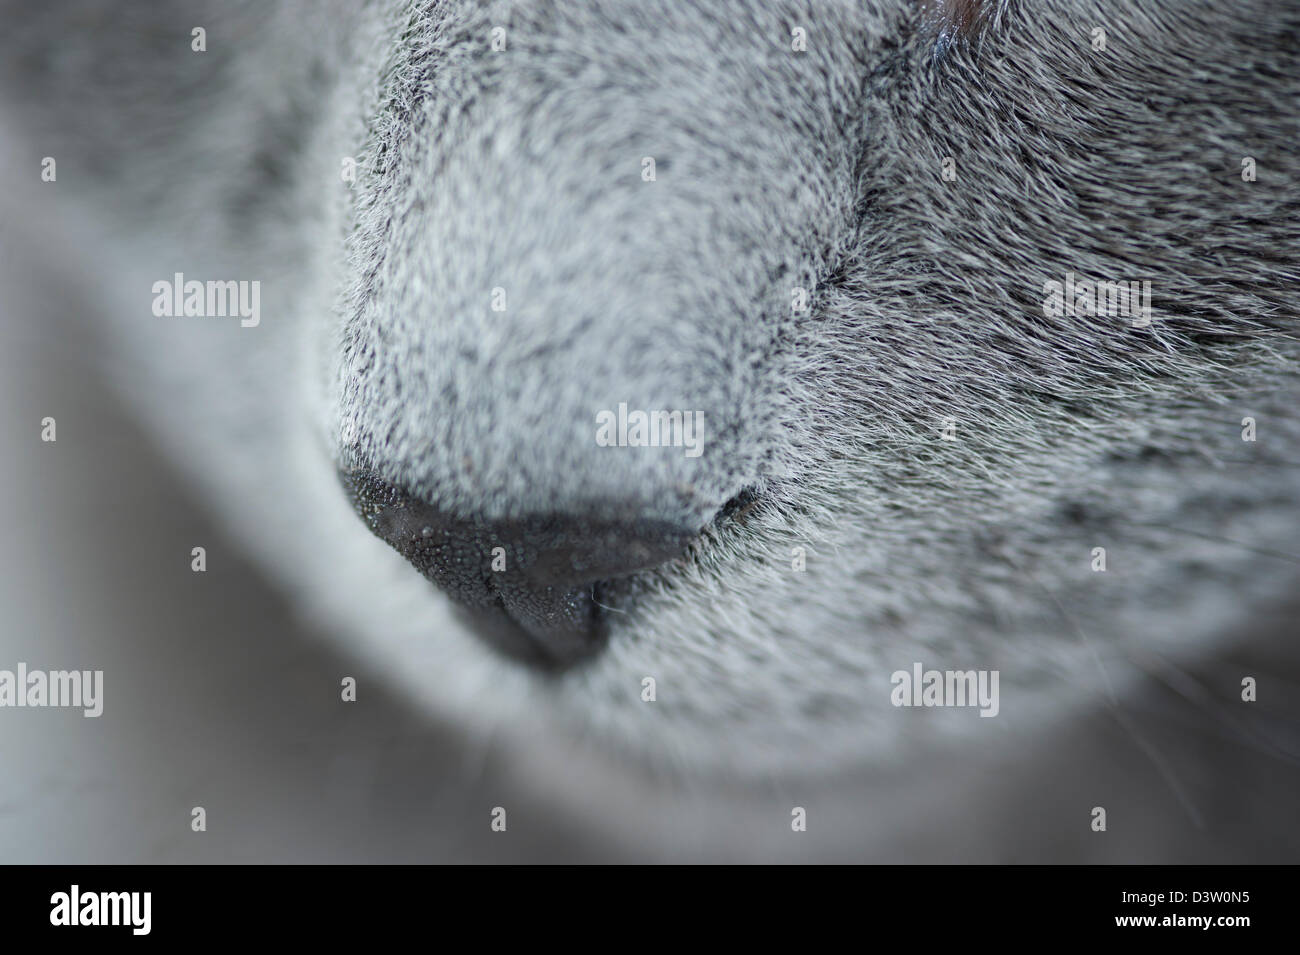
[325,0,1298,773]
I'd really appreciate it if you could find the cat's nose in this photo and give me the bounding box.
[341,468,698,668]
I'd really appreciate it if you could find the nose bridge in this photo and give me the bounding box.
[354,135,739,524]
[409,0,870,342]
[339,0,884,526]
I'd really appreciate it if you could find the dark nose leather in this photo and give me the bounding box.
[341,468,697,668]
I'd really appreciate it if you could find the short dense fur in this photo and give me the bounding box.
[4,0,1297,785]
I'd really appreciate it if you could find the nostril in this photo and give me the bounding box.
[339,467,699,668]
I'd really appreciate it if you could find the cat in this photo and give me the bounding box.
[1,0,1296,860]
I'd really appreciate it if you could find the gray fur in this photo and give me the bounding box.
[3,0,1297,798]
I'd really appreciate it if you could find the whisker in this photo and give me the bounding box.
[1215,459,1300,469]
[1126,648,1300,767]
[1106,704,1207,830]
[1001,552,1206,827]
[1125,521,1300,565]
